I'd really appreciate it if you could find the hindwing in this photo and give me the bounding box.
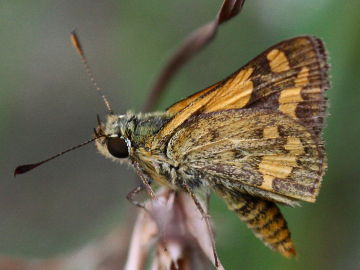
[166,109,326,203]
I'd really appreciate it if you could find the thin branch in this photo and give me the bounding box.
[143,0,246,111]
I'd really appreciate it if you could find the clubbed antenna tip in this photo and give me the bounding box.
[70,30,114,114]
[14,137,100,177]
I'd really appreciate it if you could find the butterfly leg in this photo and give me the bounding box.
[181,182,219,268]
[126,185,146,209]
[133,161,156,199]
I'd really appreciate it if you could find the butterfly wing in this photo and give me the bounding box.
[159,36,329,203]
[167,109,325,203]
[166,81,223,114]
[153,36,329,147]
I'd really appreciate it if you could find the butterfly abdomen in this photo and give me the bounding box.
[236,197,296,257]
[215,186,296,257]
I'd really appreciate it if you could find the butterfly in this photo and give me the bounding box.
[16,35,329,257]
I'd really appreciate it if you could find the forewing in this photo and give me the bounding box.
[166,81,222,114]
[167,109,326,203]
[154,36,329,146]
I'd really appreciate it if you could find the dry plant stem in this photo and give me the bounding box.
[143,0,246,112]
[124,210,158,270]
[126,185,146,208]
[182,182,219,268]
[124,189,225,270]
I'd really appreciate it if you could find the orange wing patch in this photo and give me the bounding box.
[258,136,307,196]
[157,90,218,141]
[202,68,254,112]
[294,66,309,86]
[266,49,290,73]
[166,81,222,114]
[263,125,280,139]
[278,87,303,118]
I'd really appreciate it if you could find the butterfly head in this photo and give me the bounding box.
[95,113,134,163]
[95,110,173,164]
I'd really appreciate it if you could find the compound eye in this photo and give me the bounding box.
[106,137,129,158]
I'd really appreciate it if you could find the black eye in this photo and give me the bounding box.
[106,137,129,158]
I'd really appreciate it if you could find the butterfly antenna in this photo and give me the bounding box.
[14,136,103,177]
[70,30,113,114]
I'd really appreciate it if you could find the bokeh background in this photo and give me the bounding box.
[1,0,359,269]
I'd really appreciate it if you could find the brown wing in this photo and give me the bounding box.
[166,81,223,114]
[166,109,326,203]
[152,36,329,147]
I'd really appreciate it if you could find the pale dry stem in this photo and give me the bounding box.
[124,188,225,270]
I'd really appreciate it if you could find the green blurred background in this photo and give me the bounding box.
[1,0,359,269]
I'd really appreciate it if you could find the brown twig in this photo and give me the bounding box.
[143,0,246,111]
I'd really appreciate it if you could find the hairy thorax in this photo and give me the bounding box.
[95,111,203,190]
